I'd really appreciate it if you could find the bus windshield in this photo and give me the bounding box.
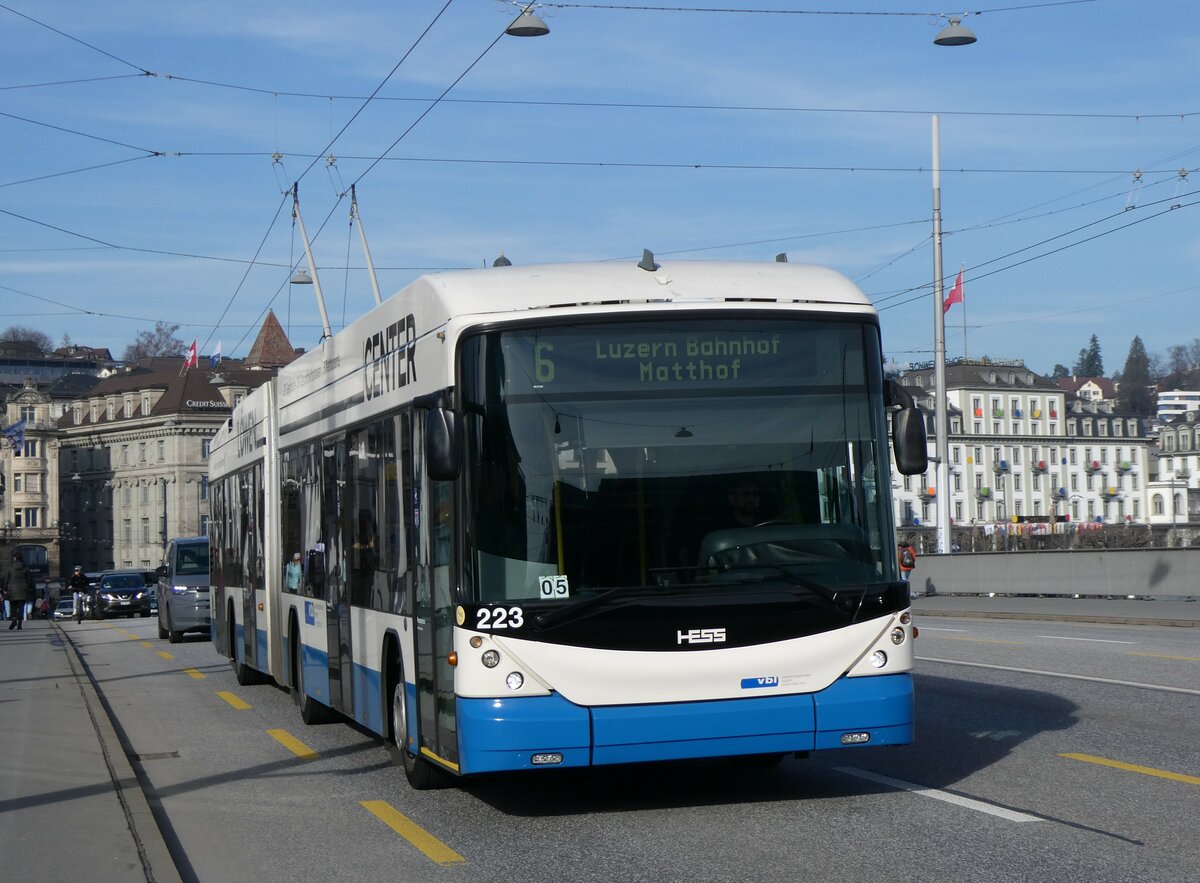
[460,317,897,607]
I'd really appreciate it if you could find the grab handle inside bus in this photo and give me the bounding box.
[415,391,462,481]
[887,379,928,476]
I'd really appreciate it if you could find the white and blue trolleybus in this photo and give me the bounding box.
[209,257,929,788]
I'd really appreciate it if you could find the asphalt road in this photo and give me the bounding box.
[62,615,1199,883]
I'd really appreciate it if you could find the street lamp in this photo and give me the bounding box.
[506,5,549,37]
[934,16,977,46]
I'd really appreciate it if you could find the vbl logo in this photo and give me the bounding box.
[741,676,780,689]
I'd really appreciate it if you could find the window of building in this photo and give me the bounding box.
[1032,474,1041,490]
[157,439,165,461]
[20,405,36,423]
[122,519,132,543]
[1071,474,1079,491]
[1014,474,1022,491]
[201,438,212,459]
[1015,501,1023,516]
[138,442,147,463]
[1068,420,1077,436]
[1033,500,1041,516]
[954,502,963,521]
[121,445,129,465]
[141,484,150,504]
[952,446,961,464]
[1098,421,1108,436]
[1127,419,1138,435]
[951,417,961,433]
[1114,421,1123,437]
[12,474,22,492]
[954,474,962,491]
[143,395,151,414]
[200,476,208,500]
[1031,424,1039,435]
[200,514,210,536]
[124,397,133,419]
[106,401,115,421]
[141,518,151,544]
[993,422,1001,434]
[973,421,982,434]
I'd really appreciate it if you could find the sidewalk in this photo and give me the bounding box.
[0,619,182,883]
[911,593,1200,627]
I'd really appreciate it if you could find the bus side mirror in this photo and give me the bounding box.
[886,379,928,476]
[422,400,462,481]
[156,565,168,578]
[892,408,928,476]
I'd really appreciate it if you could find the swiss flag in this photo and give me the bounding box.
[184,339,198,369]
[943,267,964,313]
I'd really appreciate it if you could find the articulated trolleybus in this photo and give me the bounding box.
[209,257,928,788]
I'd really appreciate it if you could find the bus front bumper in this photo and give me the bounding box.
[456,673,913,774]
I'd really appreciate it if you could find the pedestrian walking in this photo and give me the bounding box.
[6,551,35,630]
[897,540,917,589]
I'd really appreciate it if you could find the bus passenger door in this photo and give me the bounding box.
[241,463,262,670]
[323,438,354,713]
[414,441,459,771]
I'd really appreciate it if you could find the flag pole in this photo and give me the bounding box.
[961,265,968,361]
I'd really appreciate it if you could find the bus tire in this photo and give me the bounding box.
[387,658,444,790]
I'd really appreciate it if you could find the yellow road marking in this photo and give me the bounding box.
[938,636,1024,645]
[1060,753,1200,786]
[217,691,251,710]
[183,668,206,679]
[1125,652,1200,662]
[361,801,465,866]
[126,633,141,640]
[268,729,319,761]
[158,651,174,660]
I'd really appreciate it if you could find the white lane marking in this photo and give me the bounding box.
[836,766,1042,823]
[1035,636,1135,644]
[917,656,1200,697]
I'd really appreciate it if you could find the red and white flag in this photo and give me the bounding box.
[184,339,198,368]
[943,267,964,313]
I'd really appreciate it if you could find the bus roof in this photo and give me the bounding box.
[403,259,872,317]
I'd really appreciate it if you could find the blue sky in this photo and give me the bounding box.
[2,1,1197,375]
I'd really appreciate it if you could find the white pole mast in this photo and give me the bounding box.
[351,184,384,307]
[292,183,333,342]
[932,116,952,555]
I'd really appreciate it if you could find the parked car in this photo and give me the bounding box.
[53,598,77,621]
[92,571,154,619]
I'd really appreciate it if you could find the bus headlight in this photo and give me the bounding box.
[890,627,905,645]
[506,672,524,691]
[870,650,887,668]
[481,649,500,668]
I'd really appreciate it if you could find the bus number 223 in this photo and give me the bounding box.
[476,607,525,630]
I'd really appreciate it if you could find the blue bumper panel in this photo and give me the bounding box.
[813,674,914,749]
[301,644,330,703]
[592,694,816,765]
[351,662,384,735]
[458,695,592,774]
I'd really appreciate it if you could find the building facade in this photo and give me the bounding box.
[1,380,63,576]
[56,361,272,575]
[1150,409,1200,529]
[893,358,1152,539]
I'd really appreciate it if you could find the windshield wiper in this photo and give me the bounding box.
[698,563,879,615]
[534,583,717,630]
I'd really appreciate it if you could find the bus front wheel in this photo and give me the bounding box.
[388,671,442,790]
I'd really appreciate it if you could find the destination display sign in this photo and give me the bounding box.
[498,321,868,395]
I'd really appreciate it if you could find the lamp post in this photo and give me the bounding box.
[931,116,952,554]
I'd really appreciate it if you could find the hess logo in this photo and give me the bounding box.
[677,627,727,645]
